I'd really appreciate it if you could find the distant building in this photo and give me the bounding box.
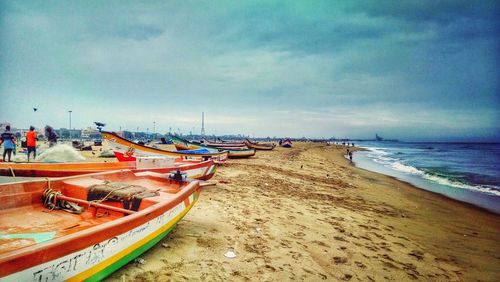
[81,127,100,139]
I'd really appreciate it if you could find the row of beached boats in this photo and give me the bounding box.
[0,131,287,281]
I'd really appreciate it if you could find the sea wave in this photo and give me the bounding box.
[366,147,390,156]
[422,173,500,196]
[364,147,500,197]
[391,162,424,175]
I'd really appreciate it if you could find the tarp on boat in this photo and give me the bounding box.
[176,149,212,154]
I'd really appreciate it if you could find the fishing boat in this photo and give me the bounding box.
[170,136,256,158]
[0,170,201,281]
[244,139,276,150]
[101,131,228,163]
[224,147,256,158]
[280,139,293,148]
[201,139,246,148]
[0,158,217,180]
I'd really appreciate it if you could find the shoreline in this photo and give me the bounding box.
[348,148,500,216]
[350,147,500,214]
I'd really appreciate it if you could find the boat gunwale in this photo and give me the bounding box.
[0,159,216,179]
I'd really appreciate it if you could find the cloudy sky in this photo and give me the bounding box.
[1,1,498,141]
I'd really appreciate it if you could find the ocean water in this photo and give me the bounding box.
[353,141,500,214]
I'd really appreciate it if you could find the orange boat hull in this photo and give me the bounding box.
[0,170,201,281]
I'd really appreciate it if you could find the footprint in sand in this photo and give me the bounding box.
[401,263,421,279]
[280,239,292,248]
[289,251,302,260]
[408,250,425,261]
[312,240,330,248]
[333,236,348,242]
[341,273,353,281]
[393,241,406,247]
[355,261,366,268]
[333,256,348,264]
[292,231,306,238]
[371,232,385,240]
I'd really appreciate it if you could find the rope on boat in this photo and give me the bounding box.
[8,166,15,177]
[88,180,134,206]
[87,181,159,212]
[42,178,83,214]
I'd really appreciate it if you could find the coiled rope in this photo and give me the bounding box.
[42,178,82,214]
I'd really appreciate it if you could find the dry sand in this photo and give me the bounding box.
[99,142,499,281]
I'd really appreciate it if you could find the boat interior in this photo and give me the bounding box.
[0,170,187,255]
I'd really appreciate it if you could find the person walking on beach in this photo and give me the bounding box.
[45,125,58,147]
[0,125,16,162]
[26,126,37,161]
[349,151,353,162]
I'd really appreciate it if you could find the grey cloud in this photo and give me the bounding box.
[113,25,164,41]
[0,1,498,140]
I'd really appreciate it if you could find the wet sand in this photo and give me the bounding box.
[101,142,499,281]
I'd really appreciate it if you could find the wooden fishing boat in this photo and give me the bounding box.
[202,144,249,150]
[280,139,293,148]
[170,136,207,151]
[0,170,201,281]
[225,148,256,158]
[0,158,217,180]
[170,136,256,158]
[201,139,246,148]
[101,131,228,163]
[244,139,276,150]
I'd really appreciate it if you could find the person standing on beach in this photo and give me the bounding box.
[349,151,353,162]
[0,125,16,162]
[26,126,37,161]
[45,125,58,147]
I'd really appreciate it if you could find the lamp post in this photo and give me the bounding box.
[153,121,156,139]
[68,110,72,140]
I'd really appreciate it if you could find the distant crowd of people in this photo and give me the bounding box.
[0,124,58,162]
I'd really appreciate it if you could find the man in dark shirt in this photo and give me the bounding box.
[45,125,58,147]
[0,125,16,162]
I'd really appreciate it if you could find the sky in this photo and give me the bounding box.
[0,1,499,141]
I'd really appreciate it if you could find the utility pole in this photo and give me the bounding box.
[201,112,205,137]
[68,110,72,140]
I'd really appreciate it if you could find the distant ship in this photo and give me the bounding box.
[375,134,399,142]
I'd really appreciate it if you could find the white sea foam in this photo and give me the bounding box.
[363,146,500,197]
[368,147,390,156]
[36,144,86,162]
[422,173,500,196]
[391,162,424,175]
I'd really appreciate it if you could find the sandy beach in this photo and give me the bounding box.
[94,142,499,281]
[3,2,499,281]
